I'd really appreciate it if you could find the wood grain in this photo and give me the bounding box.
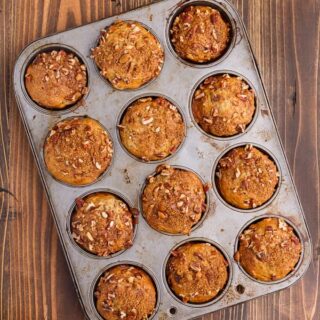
[0,0,319,319]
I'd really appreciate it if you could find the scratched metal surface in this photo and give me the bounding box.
[12,0,312,319]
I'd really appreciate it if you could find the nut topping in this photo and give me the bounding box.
[235,218,302,281]
[189,262,201,272]
[91,21,164,90]
[86,232,94,241]
[101,212,108,219]
[141,117,154,125]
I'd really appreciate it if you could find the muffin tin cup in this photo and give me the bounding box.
[234,214,305,285]
[13,0,312,319]
[116,93,187,164]
[90,261,161,320]
[21,43,91,115]
[166,0,237,68]
[189,70,259,141]
[212,142,282,213]
[91,20,165,92]
[138,165,210,236]
[163,237,233,308]
[42,115,115,188]
[66,188,138,260]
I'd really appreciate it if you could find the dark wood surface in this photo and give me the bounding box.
[0,0,319,319]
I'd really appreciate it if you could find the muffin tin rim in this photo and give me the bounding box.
[165,0,237,68]
[20,43,91,115]
[115,92,188,164]
[233,214,305,285]
[138,164,211,236]
[66,188,139,260]
[91,19,166,92]
[89,260,162,320]
[188,69,260,141]
[41,115,115,188]
[162,237,233,308]
[211,142,283,213]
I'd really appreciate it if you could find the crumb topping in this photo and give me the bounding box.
[170,6,230,63]
[25,49,87,109]
[234,218,302,281]
[142,165,207,234]
[167,242,228,303]
[192,74,255,136]
[71,192,136,256]
[119,97,185,161]
[216,145,279,209]
[92,20,164,90]
[95,265,156,320]
[44,117,113,186]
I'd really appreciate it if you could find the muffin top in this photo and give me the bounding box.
[119,97,185,161]
[92,20,164,90]
[170,6,230,63]
[216,145,279,209]
[44,117,113,186]
[142,165,207,235]
[166,242,229,303]
[192,74,255,136]
[71,192,135,256]
[95,265,157,320]
[234,218,302,281]
[25,50,87,109]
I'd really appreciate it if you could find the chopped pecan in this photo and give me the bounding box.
[75,197,85,208]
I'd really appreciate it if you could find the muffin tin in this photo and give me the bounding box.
[13,0,312,319]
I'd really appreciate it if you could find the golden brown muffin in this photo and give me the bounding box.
[216,145,279,209]
[119,97,185,161]
[234,218,302,282]
[170,6,230,63]
[192,74,255,136]
[142,165,207,235]
[91,20,164,90]
[166,242,229,303]
[95,265,157,320]
[71,192,135,256]
[44,117,113,186]
[25,50,87,109]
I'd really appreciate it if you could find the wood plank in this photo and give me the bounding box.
[0,0,319,319]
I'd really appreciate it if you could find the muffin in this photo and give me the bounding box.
[44,117,113,186]
[71,192,135,256]
[142,165,207,234]
[119,97,185,161]
[170,5,230,63]
[192,74,255,136]
[91,20,164,90]
[95,265,157,320]
[25,49,87,109]
[166,242,229,303]
[216,145,279,209]
[234,217,302,281]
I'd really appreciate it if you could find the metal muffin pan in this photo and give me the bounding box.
[13,0,312,319]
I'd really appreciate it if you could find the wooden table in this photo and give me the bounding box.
[0,0,319,319]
